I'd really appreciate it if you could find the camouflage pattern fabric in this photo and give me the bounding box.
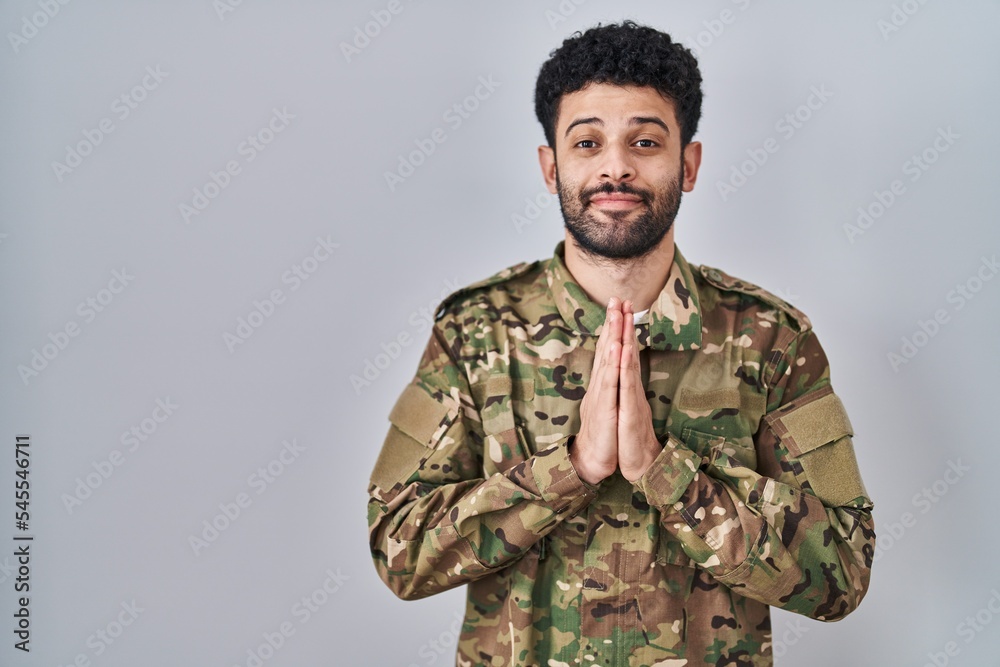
[367,240,875,666]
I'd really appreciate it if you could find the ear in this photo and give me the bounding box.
[537,144,558,195]
[681,141,702,192]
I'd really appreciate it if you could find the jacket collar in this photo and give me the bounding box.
[544,239,703,351]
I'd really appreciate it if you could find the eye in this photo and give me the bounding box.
[575,139,597,149]
[634,139,658,148]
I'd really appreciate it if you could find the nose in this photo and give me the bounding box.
[598,142,636,184]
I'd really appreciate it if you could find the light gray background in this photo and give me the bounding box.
[1,1,998,665]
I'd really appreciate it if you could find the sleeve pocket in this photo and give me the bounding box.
[763,386,870,507]
[388,383,454,445]
[371,384,454,491]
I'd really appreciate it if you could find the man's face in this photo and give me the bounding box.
[538,83,701,261]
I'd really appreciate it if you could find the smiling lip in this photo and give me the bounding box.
[590,194,643,209]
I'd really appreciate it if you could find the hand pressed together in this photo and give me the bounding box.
[569,297,662,485]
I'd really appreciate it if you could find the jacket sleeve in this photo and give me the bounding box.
[366,319,598,601]
[634,328,875,621]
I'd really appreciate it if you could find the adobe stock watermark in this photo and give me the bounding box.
[404,611,464,667]
[51,65,169,183]
[0,557,15,585]
[511,188,557,234]
[61,398,179,514]
[887,253,996,372]
[771,616,809,659]
[340,0,418,63]
[770,287,801,306]
[877,0,931,41]
[213,0,248,21]
[684,0,755,58]
[7,0,73,55]
[223,235,339,352]
[350,277,461,395]
[872,458,970,563]
[544,0,589,30]
[920,588,1000,667]
[383,75,501,192]
[179,107,296,223]
[844,126,958,243]
[17,267,135,386]
[231,566,349,667]
[716,85,833,201]
[55,600,144,667]
[188,438,305,556]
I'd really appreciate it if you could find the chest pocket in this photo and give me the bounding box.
[479,372,535,477]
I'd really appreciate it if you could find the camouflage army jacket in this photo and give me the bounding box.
[367,240,875,666]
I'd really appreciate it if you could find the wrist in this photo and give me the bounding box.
[621,432,663,483]
[568,435,610,486]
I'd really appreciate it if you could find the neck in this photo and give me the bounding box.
[563,227,675,312]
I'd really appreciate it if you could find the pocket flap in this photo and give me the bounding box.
[767,387,853,457]
[388,384,453,447]
[480,372,533,436]
[372,384,454,492]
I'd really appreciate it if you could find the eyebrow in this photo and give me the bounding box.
[563,115,671,138]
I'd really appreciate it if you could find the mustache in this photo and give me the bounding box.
[581,182,651,204]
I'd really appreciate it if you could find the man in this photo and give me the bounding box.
[367,20,875,666]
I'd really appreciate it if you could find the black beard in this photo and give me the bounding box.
[556,162,684,261]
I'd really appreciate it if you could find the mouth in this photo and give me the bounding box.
[589,194,643,210]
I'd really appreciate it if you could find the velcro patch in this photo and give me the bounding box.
[775,390,853,457]
[371,383,453,492]
[675,386,767,420]
[370,426,429,492]
[796,435,868,506]
[765,387,868,506]
[676,386,741,411]
[485,373,512,398]
[388,383,451,447]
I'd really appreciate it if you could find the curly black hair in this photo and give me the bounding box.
[534,20,703,150]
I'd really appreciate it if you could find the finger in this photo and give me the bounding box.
[587,305,612,408]
[589,303,619,411]
[618,300,632,368]
[608,297,623,358]
[618,330,633,421]
[625,300,639,353]
[628,321,649,424]
[627,306,641,380]
[630,310,640,368]
[635,327,641,364]
[598,298,619,360]
[592,300,623,421]
[617,298,634,350]
[621,307,646,422]
[618,343,635,416]
[598,297,621,354]
[603,308,622,401]
[604,310,622,394]
[604,344,620,425]
[614,303,629,415]
[593,297,620,372]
